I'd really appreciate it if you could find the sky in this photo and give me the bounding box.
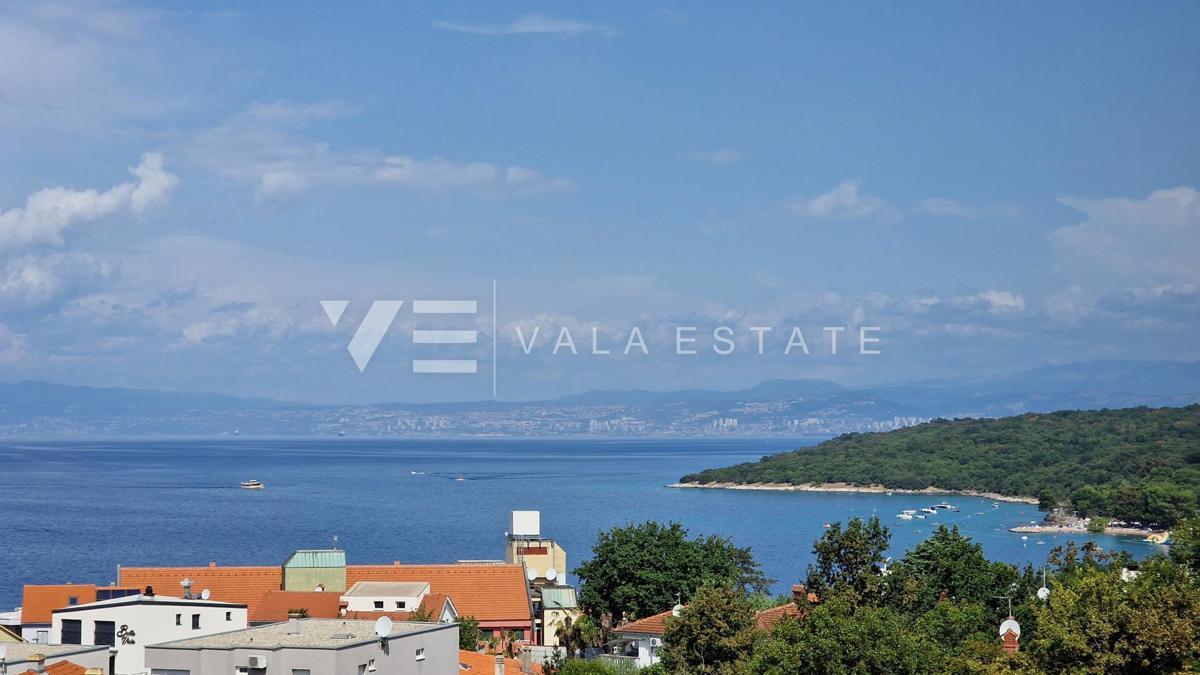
[0,1,1197,403]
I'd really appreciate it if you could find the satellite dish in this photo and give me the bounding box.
[1037,586,1050,601]
[671,604,683,617]
[546,568,558,581]
[374,616,393,638]
[0,645,8,661]
[998,618,1021,638]
[200,589,211,600]
[526,568,538,581]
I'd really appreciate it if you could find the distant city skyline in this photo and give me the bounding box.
[1,2,1197,403]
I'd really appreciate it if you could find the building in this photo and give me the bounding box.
[50,592,248,674]
[144,618,458,675]
[342,582,431,614]
[11,660,96,675]
[534,587,578,648]
[1,624,21,642]
[0,644,110,673]
[119,556,533,641]
[503,512,567,588]
[609,608,673,668]
[19,585,139,644]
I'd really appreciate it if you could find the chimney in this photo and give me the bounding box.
[287,618,301,635]
[1002,630,1019,654]
[144,585,155,597]
[791,584,806,604]
[30,654,46,674]
[495,653,506,675]
[209,561,217,568]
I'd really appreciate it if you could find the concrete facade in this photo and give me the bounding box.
[145,619,458,675]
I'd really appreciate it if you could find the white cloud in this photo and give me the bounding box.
[917,197,1021,219]
[784,180,889,220]
[0,253,116,310]
[0,153,177,250]
[186,101,572,200]
[433,14,616,37]
[0,323,26,364]
[978,290,1026,313]
[1050,186,1200,283]
[687,148,743,164]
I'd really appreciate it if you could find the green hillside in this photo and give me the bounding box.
[681,406,1200,526]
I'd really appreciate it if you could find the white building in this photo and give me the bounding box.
[50,593,248,674]
[145,618,458,675]
[342,582,430,613]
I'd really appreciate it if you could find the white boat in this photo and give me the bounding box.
[240,480,264,490]
[901,509,917,515]
[921,507,938,515]
[897,513,914,520]
[934,502,953,509]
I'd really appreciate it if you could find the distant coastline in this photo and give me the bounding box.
[669,481,1040,505]
[1007,523,1159,538]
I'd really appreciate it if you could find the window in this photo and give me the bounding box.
[292,671,312,675]
[35,630,48,644]
[367,659,377,672]
[395,601,406,609]
[415,648,426,662]
[356,666,366,675]
[95,620,116,646]
[191,613,201,630]
[373,600,384,609]
[67,595,78,605]
[175,613,182,626]
[226,611,232,621]
[61,619,82,644]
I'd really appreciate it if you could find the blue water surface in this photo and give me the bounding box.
[0,438,1155,610]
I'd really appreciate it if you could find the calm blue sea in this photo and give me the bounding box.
[0,438,1156,611]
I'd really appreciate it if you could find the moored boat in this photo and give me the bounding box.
[240,479,264,489]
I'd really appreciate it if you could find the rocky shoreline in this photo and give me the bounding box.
[1007,523,1159,538]
[669,481,1040,505]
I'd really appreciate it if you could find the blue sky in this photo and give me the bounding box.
[0,2,1197,403]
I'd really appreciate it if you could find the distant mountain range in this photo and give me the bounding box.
[1,360,1197,437]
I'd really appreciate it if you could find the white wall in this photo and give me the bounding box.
[51,598,248,674]
[342,590,428,613]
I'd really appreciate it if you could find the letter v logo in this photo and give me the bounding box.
[321,300,404,372]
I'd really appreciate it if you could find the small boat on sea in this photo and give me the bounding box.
[240,480,264,490]
[823,522,832,529]
[897,513,914,520]
[921,507,938,515]
[455,475,467,481]
[934,502,954,509]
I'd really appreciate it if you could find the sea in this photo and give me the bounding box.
[0,437,1156,611]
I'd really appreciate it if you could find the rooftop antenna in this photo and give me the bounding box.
[993,594,1014,617]
[180,578,192,600]
[1037,566,1050,601]
[332,534,340,550]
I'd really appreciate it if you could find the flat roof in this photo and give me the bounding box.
[150,618,450,651]
[344,581,429,597]
[0,644,107,663]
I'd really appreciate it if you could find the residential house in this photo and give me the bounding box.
[144,618,458,675]
[457,650,542,675]
[50,592,248,674]
[19,585,138,644]
[534,587,578,648]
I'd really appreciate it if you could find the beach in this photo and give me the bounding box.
[669,481,1041,505]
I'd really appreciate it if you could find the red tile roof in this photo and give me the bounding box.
[614,608,675,636]
[458,650,542,675]
[755,603,803,630]
[20,585,98,624]
[118,565,282,610]
[347,564,530,623]
[17,662,87,675]
[249,591,344,623]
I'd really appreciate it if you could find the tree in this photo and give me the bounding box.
[805,516,890,604]
[456,615,481,650]
[554,614,599,658]
[749,597,940,675]
[661,584,757,675]
[1025,559,1200,674]
[1169,516,1200,573]
[886,525,1018,618]
[574,521,770,630]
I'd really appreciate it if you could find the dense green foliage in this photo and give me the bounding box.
[572,518,1200,673]
[661,584,757,675]
[573,521,772,631]
[682,406,1200,525]
[456,615,481,650]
